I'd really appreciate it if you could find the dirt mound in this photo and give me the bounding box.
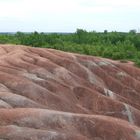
[0,44,140,140]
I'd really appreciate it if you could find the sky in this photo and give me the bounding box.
[0,0,140,32]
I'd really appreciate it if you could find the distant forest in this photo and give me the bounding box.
[1,29,140,66]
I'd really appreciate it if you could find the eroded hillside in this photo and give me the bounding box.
[0,45,140,140]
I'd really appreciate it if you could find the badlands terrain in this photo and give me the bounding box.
[0,45,140,140]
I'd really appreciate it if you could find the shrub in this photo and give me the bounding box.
[134,59,140,67]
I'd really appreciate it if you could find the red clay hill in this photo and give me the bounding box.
[0,44,140,140]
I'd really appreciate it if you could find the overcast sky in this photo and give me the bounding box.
[0,0,140,32]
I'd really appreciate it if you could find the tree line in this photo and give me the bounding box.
[0,29,140,66]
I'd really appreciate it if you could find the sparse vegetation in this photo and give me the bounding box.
[0,29,140,66]
[120,60,128,63]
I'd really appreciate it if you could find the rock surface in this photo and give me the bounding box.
[0,44,140,140]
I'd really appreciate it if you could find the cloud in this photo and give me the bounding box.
[80,0,140,7]
[0,0,140,32]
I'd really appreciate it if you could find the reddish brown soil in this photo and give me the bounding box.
[0,44,140,140]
